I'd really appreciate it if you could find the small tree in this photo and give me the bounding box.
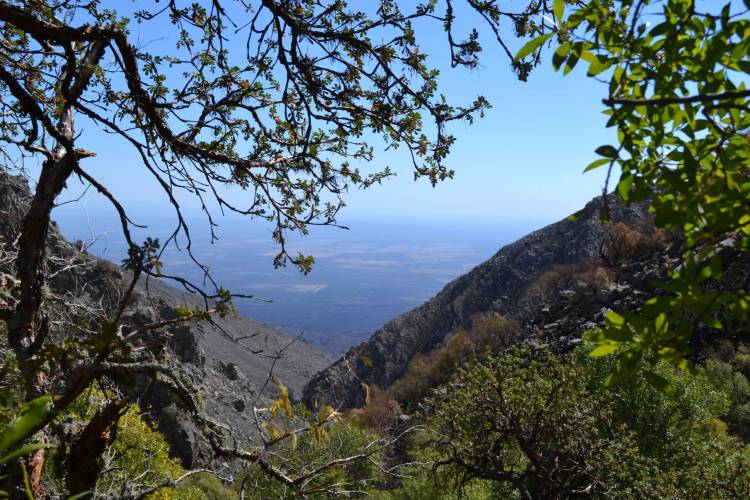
[429,348,648,499]
[428,347,750,498]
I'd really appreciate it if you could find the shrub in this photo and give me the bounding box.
[350,386,403,433]
[49,390,235,499]
[598,222,677,267]
[388,316,522,406]
[523,260,612,307]
[236,417,383,499]
[421,346,750,498]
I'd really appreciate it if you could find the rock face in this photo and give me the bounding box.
[0,170,331,467]
[302,196,655,409]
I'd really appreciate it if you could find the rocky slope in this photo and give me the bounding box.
[0,170,331,467]
[302,196,659,409]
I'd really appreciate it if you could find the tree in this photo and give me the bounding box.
[429,348,650,499]
[516,0,750,380]
[0,0,558,496]
[425,346,750,499]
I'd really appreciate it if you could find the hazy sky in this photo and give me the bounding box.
[52,3,616,239]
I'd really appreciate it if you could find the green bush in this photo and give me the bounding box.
[398,345,750,498]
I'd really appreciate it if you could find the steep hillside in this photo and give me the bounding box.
[0,170,331,467]
[303,196,658,409]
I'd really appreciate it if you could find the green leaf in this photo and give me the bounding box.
[740,214,750,235]
[601,326,634,342]
[21,459,32,500]
[554,0,565,23]
[594,145,618,158]
[587,57,613,77]
[0,396,51,454]
[654,313,668,334]
[617,174,635,201]
[643,369,672,392]
[0,443,50,467]
[515,33,554,61]
[563,50,581,75]
[606,310,625,326]
[583,158,610,172]
[553,43,571,71]
[590,343,619,357]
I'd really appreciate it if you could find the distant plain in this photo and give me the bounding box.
[54,207,535,353]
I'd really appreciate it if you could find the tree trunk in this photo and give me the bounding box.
[67,399,128,498]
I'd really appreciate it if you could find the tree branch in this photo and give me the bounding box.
[603,89,750,106]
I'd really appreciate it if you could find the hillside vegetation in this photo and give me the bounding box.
[2,0,750,498]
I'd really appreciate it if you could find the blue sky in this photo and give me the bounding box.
[53,2,616,241]
[42,2,621,345]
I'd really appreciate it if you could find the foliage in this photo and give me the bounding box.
[0,0,553,274]
[387,316,522,407]
[417,345,750,498]
[520,0,750,380]
[0,0,562,492]
[701,341,750,442]
[427,347,651,498]
[58,389,222,499]
[172,473,238,500]
[237,408,383,499]
[0,395,51,497]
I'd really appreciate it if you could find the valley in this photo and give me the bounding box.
[53,207,535,354]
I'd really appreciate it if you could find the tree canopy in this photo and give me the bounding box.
[517,0,750,380]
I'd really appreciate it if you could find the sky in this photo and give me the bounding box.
[49,1,617,240]
[33,1,623,349]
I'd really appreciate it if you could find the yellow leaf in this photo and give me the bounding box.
[317,404,340,423]
[261,422,282,440]
[312,426,329,444]
[270,378,293,417]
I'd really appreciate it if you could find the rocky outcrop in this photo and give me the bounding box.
[302,196,655,409]
[0,170,331,467]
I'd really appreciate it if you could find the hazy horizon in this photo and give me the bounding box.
[52,201,565,353]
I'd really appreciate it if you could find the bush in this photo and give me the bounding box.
[418,346,750,498]
[350,386,403,433]
[49,390,235,499]
[598,222,676,267]
[523,260,612,307]
[236,416,383,499]
[387,316,522,406]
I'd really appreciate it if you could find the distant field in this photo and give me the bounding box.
[54,206,533,354]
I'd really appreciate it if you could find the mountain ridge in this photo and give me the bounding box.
[302,195,655,409]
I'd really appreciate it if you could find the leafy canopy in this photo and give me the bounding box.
[516,0,750,379]
[421,346,750,499]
